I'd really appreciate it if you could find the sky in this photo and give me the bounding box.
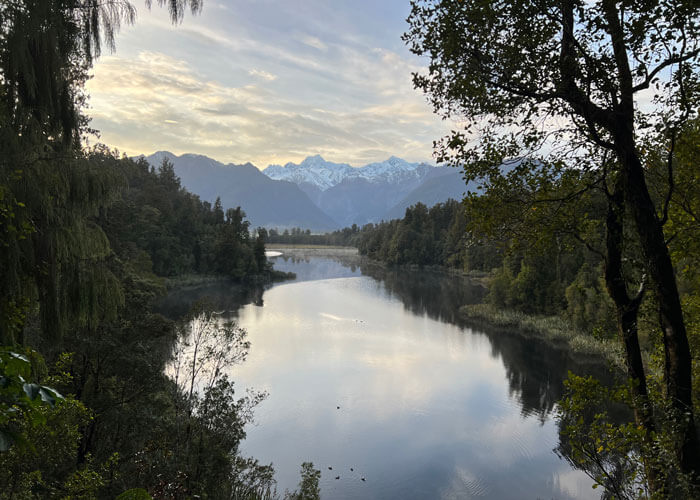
[85,0,455,168]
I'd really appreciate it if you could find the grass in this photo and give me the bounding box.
[459,303,623,364]
[163,270,296,290]
[162,274,230,290]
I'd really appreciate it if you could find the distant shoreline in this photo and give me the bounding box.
[266,244,358,251]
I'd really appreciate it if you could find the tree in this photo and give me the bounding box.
[0,1,204,341]
[285,462,321,500]
[254,228,268,273]
[405,0,700,488]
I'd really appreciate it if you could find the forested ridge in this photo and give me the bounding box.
[99,152,269,281]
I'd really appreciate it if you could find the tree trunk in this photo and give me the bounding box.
[616,132,700,483]
[595,0,700,479]
[603,180,658,488]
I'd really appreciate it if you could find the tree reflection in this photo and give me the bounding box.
[156,281,268,319]
[360,261,614,420]
[159,251,616,444]
[359,262,486,323]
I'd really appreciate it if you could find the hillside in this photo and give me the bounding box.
[143,152,338,231]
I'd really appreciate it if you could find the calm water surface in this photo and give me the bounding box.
[163,249,606,499]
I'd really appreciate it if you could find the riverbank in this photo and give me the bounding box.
[266,243,355,250]
[163,270,295,291]
[459,303,623,365]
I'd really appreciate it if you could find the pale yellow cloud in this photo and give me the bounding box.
[248,68,278,81]
[86,44,453,167]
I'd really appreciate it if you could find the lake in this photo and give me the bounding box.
[161,248,607,499]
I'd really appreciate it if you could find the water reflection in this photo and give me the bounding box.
[159,249,607,499]
[268,250,612,421]
[156,281,266,318]
[359,263,486,324]
[364,265,615,421]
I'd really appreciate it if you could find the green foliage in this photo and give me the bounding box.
[0,399,103,499]
[647,119,700,420]
[0,348,63,451]
[0,150,126,342]
[557,374,649,499]
[115,488,153,500]
[284,462,321,500]
[354,199,501,271]
[0,347,116,499]
[100,154,271,281]
[565,263,616,336]
[266,224,363,247]
[557,374,695,499]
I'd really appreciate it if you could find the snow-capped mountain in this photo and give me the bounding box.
[360,156,435,184]
[141,151,471,229]
[262,155,435,191]
[260,154,469,226]
[263,155,354,191]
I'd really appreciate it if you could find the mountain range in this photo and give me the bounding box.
[143,152,337,230]
[142,152,476,230]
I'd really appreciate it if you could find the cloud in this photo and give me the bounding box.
[248,68,277,81]
[298,34,327,51]
[85,4,455,168]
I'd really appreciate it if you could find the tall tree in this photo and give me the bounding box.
[405,0,700,485]
[0,0,202,341]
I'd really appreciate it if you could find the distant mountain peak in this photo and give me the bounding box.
[303,154,325,162]
[262,155,434,192]
[148,150,177,163]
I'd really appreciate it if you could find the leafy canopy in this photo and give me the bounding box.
[404,0,700,176]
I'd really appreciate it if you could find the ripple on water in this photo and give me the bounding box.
[510,428,536,462]
[445,468,490,498]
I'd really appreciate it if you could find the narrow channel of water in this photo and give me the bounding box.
[161,248,609,499]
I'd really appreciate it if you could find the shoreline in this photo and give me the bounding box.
[459,303,623,365]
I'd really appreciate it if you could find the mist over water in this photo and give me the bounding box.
[163,249,607,499]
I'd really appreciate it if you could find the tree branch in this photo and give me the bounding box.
[558,1,616,133]
[633,50,700,93]
[601,0,634,116]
